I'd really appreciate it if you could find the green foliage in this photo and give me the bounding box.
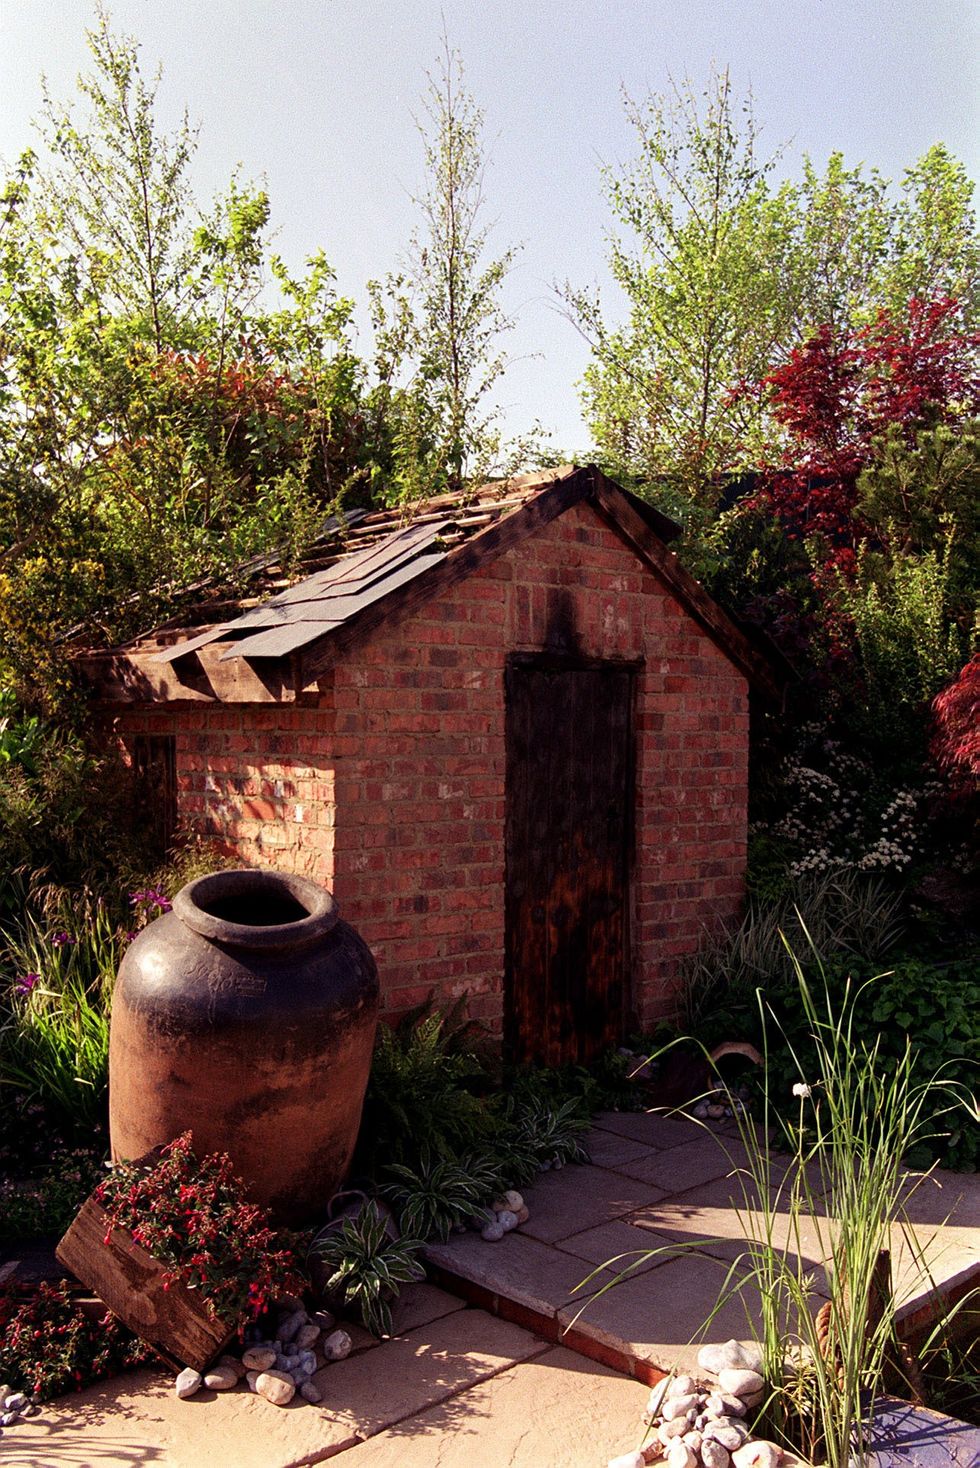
[0,1145,105,1244]
[0,1280,151,1402]
[381,1150,494,1241]
[0,890,127,1135]
[764,952,980,1172]
[356,1009,494,1175]
[568,69,978,535]
[679,869,905,1042]
[309,1200,425,1338]
[0,692,155,923]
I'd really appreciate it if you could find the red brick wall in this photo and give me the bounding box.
[114,500,748,1035]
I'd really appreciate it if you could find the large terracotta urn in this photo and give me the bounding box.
[109,869,379,1224]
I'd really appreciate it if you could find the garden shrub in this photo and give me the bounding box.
[763,952,979,1171]
[0,1282,151,1401]
[0,1145,105,1245]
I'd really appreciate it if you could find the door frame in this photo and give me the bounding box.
[502,651,642,1064]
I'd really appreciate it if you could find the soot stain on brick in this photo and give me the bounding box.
[543,587,582,657]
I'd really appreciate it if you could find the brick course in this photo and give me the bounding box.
[114,500,748,1036]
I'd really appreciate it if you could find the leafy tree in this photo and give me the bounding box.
[0,13,378,703]
[370,41,525,500]
[568,70,980,533]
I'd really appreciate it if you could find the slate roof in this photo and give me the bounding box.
[78,464,780,703]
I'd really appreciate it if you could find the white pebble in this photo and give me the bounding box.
[218,1355,247,1382]
[607,1453,645,1468]
[496,1209,519,1232]
[481,1221,505,1241]
[666,1374,698,1398]
[515,1204,530,1223]
[203,1365,238,1391]
[666,1443,697,1468]
[705,1422,749,1450]
[662,1392,700,1421]
[503,1190,524,1211]
[645,1379,670,1419]
[732,1443,782,1468]
[255,1370,295,1407]
[174,1368,202,1400]
[702,1439,732,1468]
[699,1340,763,1375]
[718,1369,765,1399]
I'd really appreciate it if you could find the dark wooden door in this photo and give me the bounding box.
[504,659,634,1067]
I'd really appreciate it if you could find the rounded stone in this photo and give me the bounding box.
[665,1443,697,1468]
[658,1418,691,1443]
[277,1309,307,1343]
[607,1453,645,1468]
[203,1365,238,1391]
[718,1369,765,1399]
[701,1439,732,1468]
[300,1381,323,1404]
[481,1221,505,1241]
[732,1443,782,1468]
[515,1204,530,1224]
[705,1422,749,1450]
[1,1412,19,1427]
[321,1329,352,1362]
[255,1370,296,1407]
[312,1309,337,1331]
[662,1392,699,1421]
[174,1368,203,1400]
[218,1355,248,1382]
[707,1392,747,1418]
[295,1323,321,1350]
[503,1190,524,1211]
[698,1341,763,1376]
[242,1346,277,1371]
[496,1209,519,1232]
[666,1374,698,1398]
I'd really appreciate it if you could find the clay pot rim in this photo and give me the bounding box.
[173,869,338,951]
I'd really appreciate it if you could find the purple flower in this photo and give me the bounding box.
[15,972,40,995]
[51,931,74,948]
[129,889,172,913]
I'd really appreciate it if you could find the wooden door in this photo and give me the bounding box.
[504,659,634,1067]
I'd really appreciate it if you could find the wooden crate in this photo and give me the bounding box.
[56,1197,236,1373]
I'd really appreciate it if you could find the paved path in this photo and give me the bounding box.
[6,1109,978,1467]
[426,1110,980,1380]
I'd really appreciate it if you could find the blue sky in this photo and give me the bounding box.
[2,1,977,454]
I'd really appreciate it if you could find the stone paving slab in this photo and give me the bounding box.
[424,1229,617,1319]
[606,1133,753,1192]
[309,1307,548,1443]
[336,1346,651,1467]
[516,1163,668,1244]
[583,1124,660,1170]
[592,1109,701,1150]
[6,1299,537,1468]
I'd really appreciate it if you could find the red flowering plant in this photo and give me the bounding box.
[0,1280,151,1401]
[93,1133,305,1327]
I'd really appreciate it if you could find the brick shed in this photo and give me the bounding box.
[80,465,775,1065]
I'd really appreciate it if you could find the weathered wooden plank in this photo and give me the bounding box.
[79,645,295,704]
[56,1197,236,1373]
[504,659,633,1066]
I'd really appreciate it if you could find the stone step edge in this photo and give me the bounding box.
[424,1259,667,1389]
[423,1255,980,1391]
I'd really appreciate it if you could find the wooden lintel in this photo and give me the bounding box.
[78,644,295,705]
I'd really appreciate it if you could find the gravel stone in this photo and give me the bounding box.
[718,1369,765,1399]
[321,1328,352,1362]
[254,1369,295,1406]
[203,1365,238,1391]
[300,1380,323,1404]
[295,1323,320,1350]
[242,1346,277,1371]
[175,1368,203,1400]
[276,1309,307,1343]
[701,1439,732,1468]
